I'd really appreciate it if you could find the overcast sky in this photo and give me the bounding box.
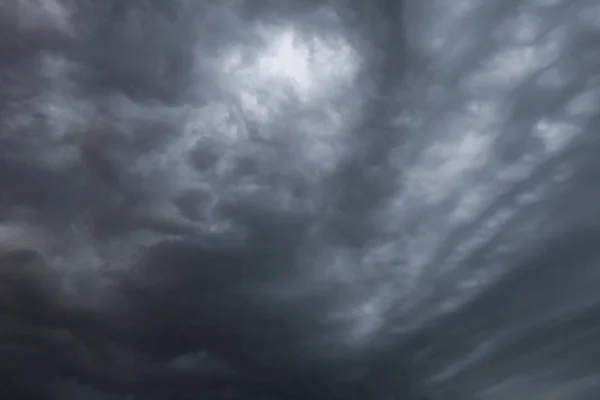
[1,0,600,399]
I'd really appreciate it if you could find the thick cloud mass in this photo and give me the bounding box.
[1,0,600,399]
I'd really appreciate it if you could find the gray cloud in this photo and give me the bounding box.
[1,0,599,399]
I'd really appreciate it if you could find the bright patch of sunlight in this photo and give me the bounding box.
[218,25,360,121]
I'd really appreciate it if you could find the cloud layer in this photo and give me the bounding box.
[1,0,600,399]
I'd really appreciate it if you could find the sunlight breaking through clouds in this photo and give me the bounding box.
[218,24,360,121]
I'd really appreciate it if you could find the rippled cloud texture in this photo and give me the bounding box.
[1,0,599,399]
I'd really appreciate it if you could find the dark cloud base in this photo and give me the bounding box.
[1,0,600,399]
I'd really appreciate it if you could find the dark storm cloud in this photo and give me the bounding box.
[0,1,408,398]
[1,0,600,399]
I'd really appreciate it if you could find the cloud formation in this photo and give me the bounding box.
[1,0,600,399]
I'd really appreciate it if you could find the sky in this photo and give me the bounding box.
[0,0,600,399]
